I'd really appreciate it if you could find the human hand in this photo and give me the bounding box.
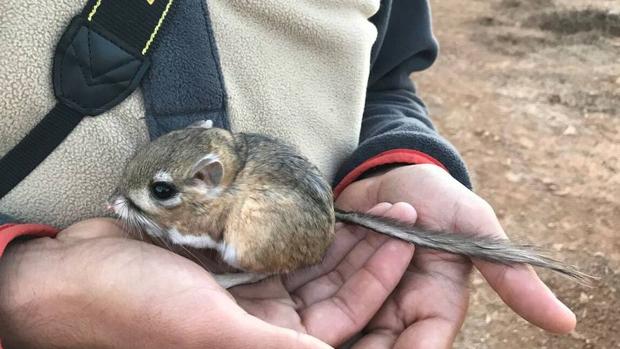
[226,202,417,348]
[335,164,577,349]
[0,219,333,349]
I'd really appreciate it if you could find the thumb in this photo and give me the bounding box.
[235,315,334,349]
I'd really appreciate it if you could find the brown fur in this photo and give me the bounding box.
[112,126,335,273]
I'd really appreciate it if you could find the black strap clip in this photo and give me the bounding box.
[53,16,151,115]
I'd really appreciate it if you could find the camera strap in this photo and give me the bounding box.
[0,0,174,199]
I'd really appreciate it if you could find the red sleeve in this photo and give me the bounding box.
[0,224,59,349]
[333,148,448,197]
[0,224,59,257]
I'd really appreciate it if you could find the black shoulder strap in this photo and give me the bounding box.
[0,0,174,200]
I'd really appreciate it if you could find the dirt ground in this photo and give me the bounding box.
[414,0,620,347]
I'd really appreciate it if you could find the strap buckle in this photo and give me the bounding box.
[53,16,151,115]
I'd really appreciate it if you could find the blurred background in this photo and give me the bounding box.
[414,0,619,347]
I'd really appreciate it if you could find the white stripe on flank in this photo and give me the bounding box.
[167,228,239,267]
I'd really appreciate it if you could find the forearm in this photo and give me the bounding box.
[334,0,471,194]
[0,239,69,349]
[334,86,471,193]
[0,219,330,349]
[0,232,176,349]
[0,213,161,348]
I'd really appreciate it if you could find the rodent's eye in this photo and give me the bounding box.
[150,182,178,201]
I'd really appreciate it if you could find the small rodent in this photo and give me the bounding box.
[109,122,593,288]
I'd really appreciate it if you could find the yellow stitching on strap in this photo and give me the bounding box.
[142,0,173,55]
[87,0,102,21]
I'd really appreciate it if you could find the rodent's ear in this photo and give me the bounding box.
[191,155,223,187]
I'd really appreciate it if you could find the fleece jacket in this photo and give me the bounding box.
[0,0,470,253]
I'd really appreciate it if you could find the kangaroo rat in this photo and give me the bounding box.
[109,123,592,288]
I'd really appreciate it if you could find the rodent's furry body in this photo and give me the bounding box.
[112,127,335,274]
[110,125,593,288]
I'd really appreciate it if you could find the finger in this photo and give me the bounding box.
[448,203,577,334]
[336,201,396,236]
[390,317,457,349]
[350,332,396,349]
[296,203,417,346]
[284,203,394,291]
[351,318,458,349]
[475,261,576,333]
[230,277,309,332]
[237,315,334,349]
[355,257,469,349]
[293,202,415,305]
[298,238,413,346]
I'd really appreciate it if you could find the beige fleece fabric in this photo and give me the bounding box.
[0,0,149,227]
[206,0,380,181]
[1,0,380,228]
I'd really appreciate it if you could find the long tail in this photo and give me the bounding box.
[335,209,596,285]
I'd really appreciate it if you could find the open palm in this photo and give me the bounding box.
[334,164,577,349]
[228,203,417,348]
[0,219,336,349]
